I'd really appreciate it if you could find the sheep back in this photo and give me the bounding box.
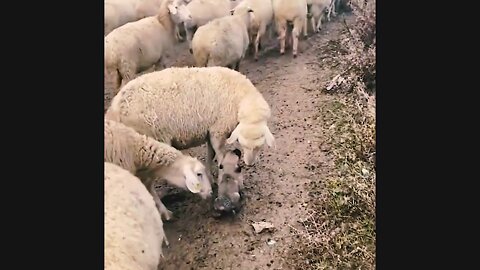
[104,162,165,270]
[105,66,263,149]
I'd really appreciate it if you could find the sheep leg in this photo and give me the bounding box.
[149,180,174,222]
[303,15,308,38]
[254,24,266,61]
[234,60,241,71]
[310,15,317,33]
[276,19,287,55]
[175,24,184,42]
[154,57,166,71]
[186,25,195,54]
[317,11,324,31]
[206,136,217,179]
[118,61,135,91]
[208,132,226,170]
[330,0,337,19]
[292,18,303,58]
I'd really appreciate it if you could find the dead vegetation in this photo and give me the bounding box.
[290,0,376,269]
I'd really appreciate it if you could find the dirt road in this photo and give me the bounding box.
[151,14,353,270]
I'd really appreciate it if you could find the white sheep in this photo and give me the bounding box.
[104,162,165,270]
[272,0,308,58]
[104,0,163,36]
[306,0,332,33]
[191,6,254,70]
[105,66,275,176]
[180,0,232,52]
[233,0,274,61]
[104,119,213,221]
[170,0,193,42]
[104,0,191,100]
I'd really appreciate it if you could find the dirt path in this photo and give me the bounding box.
[149,14,353,270]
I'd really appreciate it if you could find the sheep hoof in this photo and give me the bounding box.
[162,209,174,221]
[189,48,193,54]
[254,57,258,62]
[164,236,170,247]
[293,54,297,58]
[280,51,285,55]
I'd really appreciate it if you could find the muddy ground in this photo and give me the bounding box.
[105,13,354,270]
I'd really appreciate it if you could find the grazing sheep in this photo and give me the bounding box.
[104,0,191,104]
[104,0,164,36]
[104,162,165,270]
[272,0,308,58]
[214,149,244,214]
[233,0,274,61]
[105,66,275,177]
[191,6,254,70]
[104,119,212,221]
[306,0,332,33]
[180,0,232,52]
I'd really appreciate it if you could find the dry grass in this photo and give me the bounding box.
[289,0,376,269]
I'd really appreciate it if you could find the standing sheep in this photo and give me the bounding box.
[233,0,274,61]
[306,0,332,33]
[272,0,308,58]
[180,0,232,53]
[104,0,192,104]
[104,119,213,221]
[191,6,254,70]
[105,162,165,270]
[105,66,275,176]
[104,0,164,36]
[170,0,193,42]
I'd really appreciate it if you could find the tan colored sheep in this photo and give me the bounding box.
[104,162,165,270]
[104,0,164,36]
[181,0,232,52]
[104,119,213,221]
[191,6,254,70]
[104,0,191,105]
[105,66,275,176]
[306,0,332,33]
[272,0,308,58]
[233,0,274,61]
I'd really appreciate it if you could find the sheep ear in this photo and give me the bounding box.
[226,125,240,144]
[264,126,276,149]
[185,172,201,193]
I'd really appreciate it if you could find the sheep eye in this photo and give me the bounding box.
[197,173,202,177]
[219,164,224,169]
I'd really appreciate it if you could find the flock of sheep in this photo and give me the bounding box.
[104,0,341,269]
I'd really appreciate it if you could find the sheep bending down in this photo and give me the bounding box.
[272,0,308,58]
[104,119,212,221]
[105,66,275,178]
[233,0,274,61]
[104,0,191,104]
[181,0,232,52]
[104,162,165,270]
[191,6,254,71]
